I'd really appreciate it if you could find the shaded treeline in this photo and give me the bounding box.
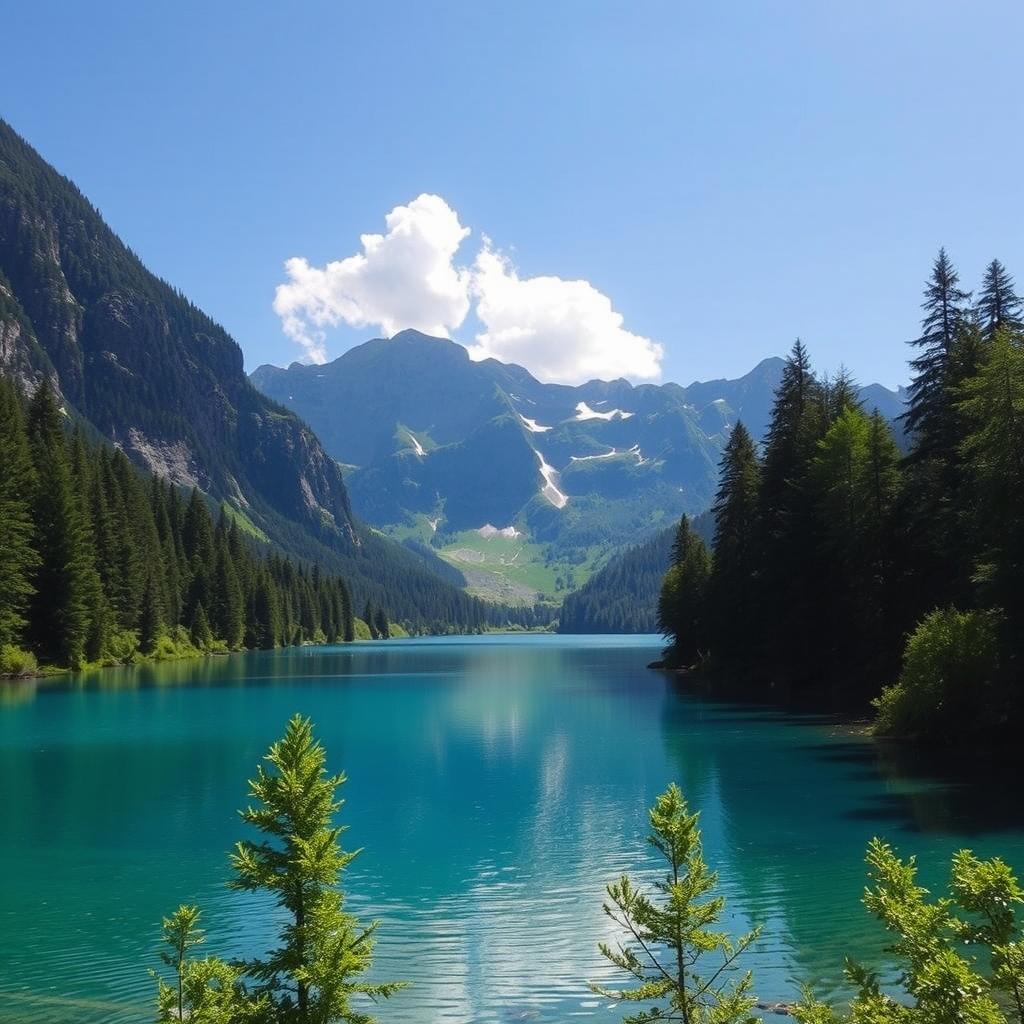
[558,513,713,634]
[0,376,358,669]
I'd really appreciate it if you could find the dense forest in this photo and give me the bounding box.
[557,513,712,633]
[0,376,549,673]
[0,377,364,672]
[658,251,1024,744]
[558,527,674,633]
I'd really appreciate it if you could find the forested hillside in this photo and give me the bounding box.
[658,251,1024,744]
[0,119,525,630]
[558,512,712,633]
[253,332,902,604]
[0,377,360,671]
[558,528,674,633]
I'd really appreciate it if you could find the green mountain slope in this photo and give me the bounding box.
[252,333,903,606]
[556,511,714,634]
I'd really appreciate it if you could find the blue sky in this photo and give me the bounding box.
[6,1,1023,388]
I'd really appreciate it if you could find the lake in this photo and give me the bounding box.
[1,634,1022,1023]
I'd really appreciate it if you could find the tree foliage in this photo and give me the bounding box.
[655,252,1024,737]
[592,783,760,1024]
[229,716,405,1022]
[155,717,404,1024]
[658,516,711,666]
[795,840,1024,1024]
[0,376,358,670]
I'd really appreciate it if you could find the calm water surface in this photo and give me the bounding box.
[2,634,1023,1023]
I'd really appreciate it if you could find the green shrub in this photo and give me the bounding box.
[874,607,1004,741]
[149,628,202,663]
[104,629,140,664]
[352,618,372,641]
[795,840,1024,1024]
[0,645,38,677]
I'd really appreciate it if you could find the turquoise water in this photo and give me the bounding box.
[1,634,1023,1023]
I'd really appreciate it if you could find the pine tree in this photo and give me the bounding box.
[251,572,282,649]
[0,379,38,650]
[363,601,377,639]
[591,784,760,1023]
[708,422,761,661]
[756,340,830,677]
[373,607,390,640]
[157,904,204,1024]
[796,841,1024,1024]
[154,905,268,1023]
[139,572,165,654]
[810,407,903,677]
[864,409,903,580]
[958,329,1024,627]
[901,252,979,613]
[190,601,213,650]
[761,339,824,509]
[658,515,711,665]
[25,380,95,667]
[340,582,355,643]
[976,259,1024,341]
[903,248,972,457]
[823,366,862,423]
[229,716,404,1021]
[212,541,245,649]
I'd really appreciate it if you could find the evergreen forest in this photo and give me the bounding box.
[658,251,1024,744]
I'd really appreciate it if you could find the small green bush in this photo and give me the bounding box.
[874,607,1004,741]
[149,628,202,662]
[352,618,372,641]
[105,629,140,664]
[0,645,39,677]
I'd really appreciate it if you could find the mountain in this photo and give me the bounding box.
[253,332,903,604]
[0,119,508,628]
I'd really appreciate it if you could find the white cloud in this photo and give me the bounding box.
[272,194,472,363]
[466,245,663,384]
[273,196,663,383]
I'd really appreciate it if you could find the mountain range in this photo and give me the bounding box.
[252,333,905,604]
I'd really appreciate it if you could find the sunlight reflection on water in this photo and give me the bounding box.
[2,635,1023,1022]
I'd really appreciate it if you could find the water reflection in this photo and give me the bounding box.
[1,637,1023,1023]
[658,680,1024,1003]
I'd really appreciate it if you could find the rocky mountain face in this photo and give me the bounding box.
[251,331,789,534]
[252,332,904,604]
[0,120,497,624]
[0,120,355,542]
[254,330,906,534]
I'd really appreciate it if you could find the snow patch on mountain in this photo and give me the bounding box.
[574,401,633,421]
[534,449,569,508]
[569,444,648,465]
[478,523,522,539]
[627,443,648,466]
[570,447,618,462]
[519,414,552,433]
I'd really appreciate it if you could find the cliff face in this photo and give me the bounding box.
[0,118,355,548]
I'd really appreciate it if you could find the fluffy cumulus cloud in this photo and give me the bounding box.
[273,194,472,363]
[273,195,663,383]
[467,245,663,384]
